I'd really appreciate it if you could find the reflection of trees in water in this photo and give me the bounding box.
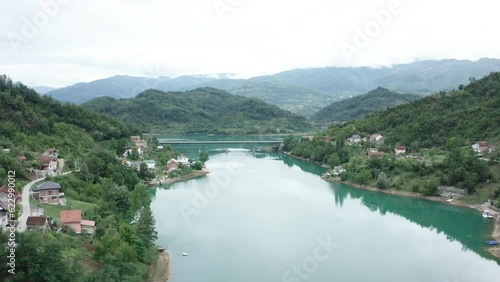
[330,184,497,261]
[281,155,327,175]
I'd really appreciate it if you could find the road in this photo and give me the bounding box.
[16,177,45,232]
[17,170,73,232]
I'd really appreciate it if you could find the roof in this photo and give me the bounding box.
[477,141,488,146]
[26,216,47,226]
[18,156,27,161]
[34,181,61,191]
[395,146,407,150]
[371,133,381,137]
[81,220,96,227]
[0,185,20,198]
[38,156,56,164]
[67,223,82,234]
[60,210,82,223]
[368,151,385,158]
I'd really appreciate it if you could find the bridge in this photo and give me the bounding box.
[158,140,283,145]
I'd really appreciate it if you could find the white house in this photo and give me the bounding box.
[395,146,407,155]
[143,160,156,170]
[370,134,383,143]
[177,154,190,165]
[347,135,362,145]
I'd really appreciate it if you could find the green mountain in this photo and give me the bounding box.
[310,87,421,123]
[83,87,310,134]
[47,59,500,116]
[0,75,136,159]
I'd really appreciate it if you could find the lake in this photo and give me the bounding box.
[152,136,500,282]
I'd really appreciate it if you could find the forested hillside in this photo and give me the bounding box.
[287,72,500,202]
[84,87,310,134]
[0,75,162,281]
[311,87,421,123]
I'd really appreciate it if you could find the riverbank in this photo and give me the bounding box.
[163,169,210,185]
[148,249,170,282]
[322,175,500,259]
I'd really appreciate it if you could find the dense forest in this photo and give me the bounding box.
[84,87,310,134]
[310,87,421,123]
[0,75,162,281]
[287,72,500,203]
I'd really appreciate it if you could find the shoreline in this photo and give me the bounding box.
[156,169,211,186]
[148,249,170,282]
[323,175,500,258]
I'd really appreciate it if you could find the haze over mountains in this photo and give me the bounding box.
[46,58,500,116]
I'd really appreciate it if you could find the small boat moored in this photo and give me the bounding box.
[182,252,189,256]
[486,241,500,246]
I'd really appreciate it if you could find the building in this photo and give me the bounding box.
[0,185,21,201]
[38,156,57,171]
[26,216,48,231]
[43,148,59,158]
[143,160,156,170]
[368,151,385,158]
[395,146,407,155]
[60,210,95,235]
[302,133,314,141]
[472,141,492,153]
[165,159,179,172]
[332,166,346,176]
[177,154,190,165]
[347,135,362,145]
[33,181,62,204]
[130,136,141,143]
[369,134,383,143]
[368,148,379,153]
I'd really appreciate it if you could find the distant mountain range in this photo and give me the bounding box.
[30,86,56,94]
[311,87,421,123]
[47,58,500,116]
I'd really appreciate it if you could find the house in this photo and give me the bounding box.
[165,159,179,172]
[122,149,133,158]
[18,156,27,163]
[43,148,59,158]
[302,133,314,141]
[347,135,362,145]
[472,141,492,153]
[130,136,141,143]
[157,146,164,150]
[137,146,146,155]
[368,148,378,153]
[177,154,190,165]
[368,151,385,158]
[369,134,383,143]
[60,210,95,235]
[332,166,346,175]
[143,160,156,170]
[33,181,61,204]
[0,185,21,201]
[135,140,148,148]
[26,216,48,231]
[38,156,57,171]
[395,146,407,155]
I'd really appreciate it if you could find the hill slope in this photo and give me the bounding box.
[311,87,421,123]
[47,59,500,116]
[83,87,310,134]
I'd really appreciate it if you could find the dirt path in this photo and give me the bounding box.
[16,177,45,232]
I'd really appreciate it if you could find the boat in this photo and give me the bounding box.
[486,241,500,246]
[483,210,494,219]
[182,252,189,256]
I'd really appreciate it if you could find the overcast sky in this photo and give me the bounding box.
[1,0,500,87]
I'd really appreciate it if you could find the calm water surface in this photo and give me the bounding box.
[152,136,500,282]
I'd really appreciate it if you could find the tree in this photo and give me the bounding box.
[376,172,388,189]
[138,162,154,180]
[135,205,158,248]
[129,148,139,160]
[199,151,209,162]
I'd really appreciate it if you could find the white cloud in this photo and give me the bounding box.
[1,0,500,87]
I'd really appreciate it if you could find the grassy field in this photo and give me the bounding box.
[39,198,97,222]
